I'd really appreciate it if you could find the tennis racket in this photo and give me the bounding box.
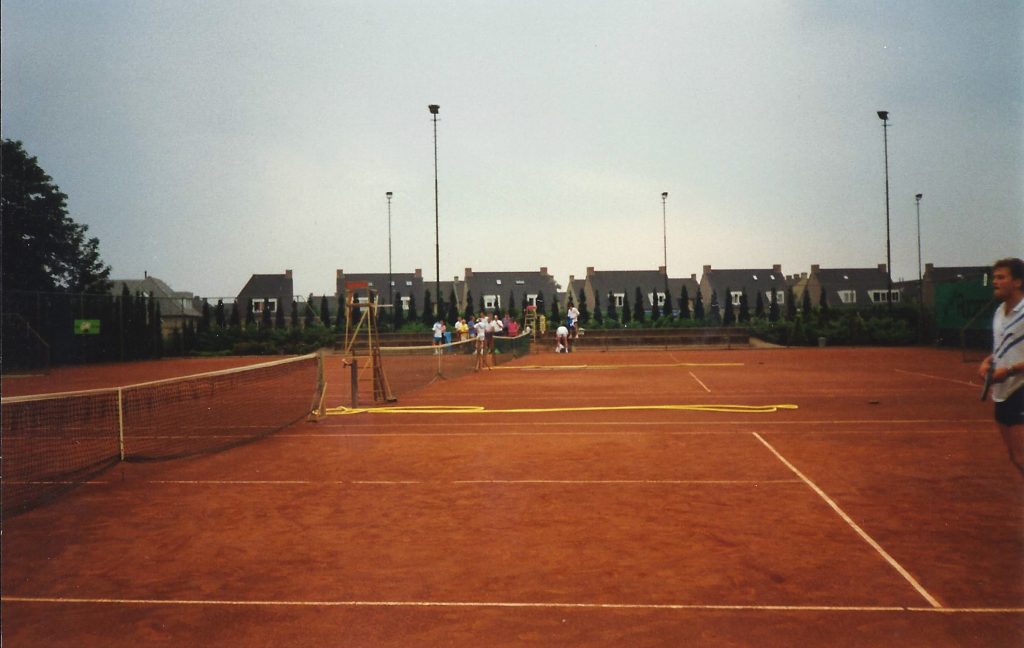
[980,362,995,401]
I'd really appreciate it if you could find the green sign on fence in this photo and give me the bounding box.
[934,282,995,331]
[74,319,101,335]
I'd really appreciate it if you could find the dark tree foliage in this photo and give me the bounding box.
[606,292,617,321]
[447,288,459,324]
[320,296,331,328]
[407,294,418,322]
[550,297,561,324]
[621,293,632,324]
[262,302,273,328]
[151,300,163,358]
[755,291,765,318]
[739,290,750,323]
[578,287,589,324]
[216,299,226,328]
[303,299,315,329]
[200,299,211,333]
[819,286,829,312]
[246,299,256,326]
[723,287,735,325]
[651,294,661,321]
[679,286,691,319]
[633,287,644,323]
[592,291,603,323]
[802,287,812,314]
[291,300,300,329]
[275,301,285,329]
[769,288,780,322]
[520,293,528,317]
[392,291,405,328]
[1,140,111,294]
[693,290,705,321]
[508,290,518,318]
[230,300,242,328]
[421,290,434,326]
[663,288,673,320]
[708,290,721,324]
[535,291,545,315]
[786,287,797,321]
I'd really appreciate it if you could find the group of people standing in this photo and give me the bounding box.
[432,312,523,371]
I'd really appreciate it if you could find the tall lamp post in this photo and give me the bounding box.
[429,104,440,317]
[386,191,394,308]
[661,192,669,310]
[915,192,924,339]
[877,110,893,311]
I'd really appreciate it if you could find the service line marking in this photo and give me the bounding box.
[893,369,977,388]
[752,432,942,609]
[4,596,1019,614]
[688,372,711,393]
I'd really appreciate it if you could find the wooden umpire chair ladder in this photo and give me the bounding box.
[342,283,396,404]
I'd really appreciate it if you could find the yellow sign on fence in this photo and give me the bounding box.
[74,319,101,335]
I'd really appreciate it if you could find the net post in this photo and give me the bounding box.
[117,387,126,461]
[307,350,327,421]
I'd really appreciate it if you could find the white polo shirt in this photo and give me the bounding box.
[993,297,1024,401]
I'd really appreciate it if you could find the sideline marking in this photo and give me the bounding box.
[752,432,942,609]
[688,372,711,393]
[326,403,798,416]
[494,362,743,371]
[893,369,976,388]
[3,596,1019,613]
[142,479,800,486]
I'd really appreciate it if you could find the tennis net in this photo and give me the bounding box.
[2,353,324,515]
[370,333,531,401]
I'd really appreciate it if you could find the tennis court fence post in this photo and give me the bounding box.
[117,388,126,461]
[350,357,358,408]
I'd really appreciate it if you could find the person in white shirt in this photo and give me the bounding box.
[474,313,488,371]
[567,304,580,330]
[431,319,445,347]
[555,324,569,353]
[979,257,1024,476]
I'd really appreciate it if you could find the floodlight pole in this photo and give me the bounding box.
[429,104,440,317]
[661,191,669,307]
[878,110,893,311]
[386,191,393,308]
[915,192,924,339]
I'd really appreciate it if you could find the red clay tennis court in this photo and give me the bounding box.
[2,346,1022,646]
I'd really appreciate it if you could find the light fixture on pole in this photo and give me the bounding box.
[429,104,440,317]
[661,191,669,309]
[386,191,393,308]
[877,110,893,311]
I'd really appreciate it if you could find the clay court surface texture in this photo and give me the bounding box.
[2,346,1022,647]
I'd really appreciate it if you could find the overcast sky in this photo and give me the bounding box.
[2,1,1021,299]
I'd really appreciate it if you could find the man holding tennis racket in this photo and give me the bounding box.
[978,257,1024,476]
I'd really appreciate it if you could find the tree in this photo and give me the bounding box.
[246,299,256,326]
[755,291,765,318]
[679,286,691,320]
[200,299,211,333]
[739,290,750,323]
[303,297,315,329]
[621,293,632,324]
[769,288,780,322]
[320,296,331,328]
[421,290,434,326]
[663,289,673,320]
[392,291,405,328]
[262,302,273,328]
[407,293,418,323]
[694,290,705,321]
[633,287,644,323]
[578,287,589,324]
[291,300,300,329]
[508,290,518,318]
[723,287,735,325]
[651,294,661,321]
[535,291,546,316]
[819,287,829,313]
[786,286,797,321]
[606,292,617,322]
[215,299,226,328]
[230,300,242,329]
[708,290,721,324]
[1,140,111,294]
[275,301,286,329]
[447,288,459,324]
[550,298,561,325]
[593,291,603,323]
[802,287,812,315]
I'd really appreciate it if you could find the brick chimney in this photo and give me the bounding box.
[540,266,548,275]
[463,267,472,279]
[690,274,696,280]
[586,266,595,275]
[658,265,666,274]
[703,265,712,273]
[414,268,423,278]
[925,263,934,273]
[811,264,820,273]
[285,269,293,279]
[772,264,782,273]
[878,263,887,272]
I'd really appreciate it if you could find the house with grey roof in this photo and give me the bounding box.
[668,274,700,315]
[699,265,788,319]
[461,267,558,315]
[236,269,295,324]
[336,268,426,316]
[109,273,201,335]
[583,266,671,317]
[804,264,900,309]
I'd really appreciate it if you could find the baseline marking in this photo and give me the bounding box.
[688,372,711,393]
[141,479,800,486]
[326,403,797,416]
[4,596,1019,613]
[893,369,976,388]
[494,362,743,371]
[752,432,942,608]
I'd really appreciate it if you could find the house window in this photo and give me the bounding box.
[765,291,784,304]
[496,279,502,285]
[368,282,374,287]
[838,290,856,304]
[869,290,901,304]
[405,280,413,287]
[731,291,743,306]
[266,298,278,313]
[516,280,525,285]
[613,293,625,307]
[526,294,538,306]
[484,294,500,310]
[401,296,411,312]
[252,298,264,313]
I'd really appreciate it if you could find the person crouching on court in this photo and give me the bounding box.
[555,324,569,353]
[979,257,1024,477]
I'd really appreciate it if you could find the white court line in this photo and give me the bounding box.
[142,479,798,486]
[893,369,977,388]
[688,371,711,393]
[3,595,1019,613]
[752,432,942,609]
